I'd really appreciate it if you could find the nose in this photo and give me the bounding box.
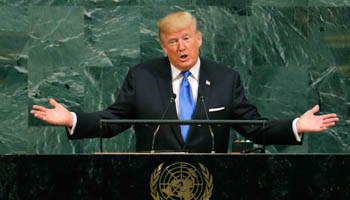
[178,40,185,51]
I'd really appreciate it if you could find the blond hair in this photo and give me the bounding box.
[157,11,199,42]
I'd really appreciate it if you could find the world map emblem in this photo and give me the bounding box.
[150,162,213,200]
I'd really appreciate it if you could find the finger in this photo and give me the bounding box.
[322,118,339,124]
[50,98,58,107]
[32,105,48,112]
[309,105,320,114]
[31,110,46,116]
[321,114,338,119]
[320,123,335,130]
[312,126,327,132]
[315,125,328,131]
[322,122,336,128]
[33,112,47,120]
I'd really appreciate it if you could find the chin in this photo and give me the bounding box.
[180,62,195,70]
[178,65,192,71]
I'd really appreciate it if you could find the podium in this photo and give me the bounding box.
[0,154,349,199]
[1,120,347,199]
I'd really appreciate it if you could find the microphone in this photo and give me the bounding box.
[151,93,176,153]
[199,95,215,154]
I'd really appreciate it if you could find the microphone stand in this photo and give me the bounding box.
[200,96,215,154]
[100,119,268,153]
[151,94,176,153]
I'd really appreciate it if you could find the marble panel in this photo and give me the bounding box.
[252,0,308,6]
[0,5,29,154]
[0,66,28,154]
[0,1,349,154]
[138,0,196,5]
[27,6,111,126]
[0,6,28,64]
[197,0,252,6]
[308,0,350,6]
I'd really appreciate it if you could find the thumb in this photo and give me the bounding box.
[309,105,319,114]
[49,98,59,107]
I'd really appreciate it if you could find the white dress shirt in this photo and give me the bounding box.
[171,58,200,118]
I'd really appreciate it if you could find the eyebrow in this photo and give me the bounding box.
[166,32,192,42]
[168,38,177,42]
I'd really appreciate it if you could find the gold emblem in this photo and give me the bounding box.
[150,162,213,200]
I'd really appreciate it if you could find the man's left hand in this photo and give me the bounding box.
[297,105,339,133]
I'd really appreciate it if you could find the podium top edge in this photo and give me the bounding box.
[99,119,268,125]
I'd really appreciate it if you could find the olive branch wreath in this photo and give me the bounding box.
[199,163,213,200]
[150,163,163,200]
[150,162,213,200]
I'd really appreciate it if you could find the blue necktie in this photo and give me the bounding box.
[179,71,195,141]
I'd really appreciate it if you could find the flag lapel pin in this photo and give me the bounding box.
[206,80,211,86]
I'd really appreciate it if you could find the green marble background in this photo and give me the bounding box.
[0,0,349,154]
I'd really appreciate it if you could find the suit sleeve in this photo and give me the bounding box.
[67,69,136,139]
[231,72,302,145]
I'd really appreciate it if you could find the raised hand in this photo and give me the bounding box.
[30,98,74,127]
[297,105,339,133]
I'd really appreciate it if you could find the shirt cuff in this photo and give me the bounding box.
[67,112,77,135]
[292,118,302,142]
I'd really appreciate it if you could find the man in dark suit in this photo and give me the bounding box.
[31,11,339,153]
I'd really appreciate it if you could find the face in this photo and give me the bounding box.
[160,25,202,71]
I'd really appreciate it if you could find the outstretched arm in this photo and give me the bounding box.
[297,105,339,133]
[30,98,74,127]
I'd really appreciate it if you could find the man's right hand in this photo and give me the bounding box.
[30,98,73,127]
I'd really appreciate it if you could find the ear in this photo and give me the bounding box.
[196,31,202,48]
[160,42,168,55]
[159,33,169,55]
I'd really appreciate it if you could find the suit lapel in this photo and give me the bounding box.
[156,58,184,145]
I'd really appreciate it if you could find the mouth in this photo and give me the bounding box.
[179,54,188,61]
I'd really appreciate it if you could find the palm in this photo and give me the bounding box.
[44,106,69,124]
[297,105,338,133]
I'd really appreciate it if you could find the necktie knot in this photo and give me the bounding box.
[181,71,191,79]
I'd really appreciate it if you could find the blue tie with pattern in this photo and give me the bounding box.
[179,71,195,141]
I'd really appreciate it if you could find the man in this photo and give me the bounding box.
[31,12,339,153]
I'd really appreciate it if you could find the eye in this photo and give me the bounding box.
[169,40,177,45]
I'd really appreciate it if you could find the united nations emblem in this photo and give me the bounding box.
[150,162,213,200]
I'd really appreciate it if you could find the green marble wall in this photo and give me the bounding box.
[0,0,349,154]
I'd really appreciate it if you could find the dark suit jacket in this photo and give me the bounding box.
[68,57,301,152]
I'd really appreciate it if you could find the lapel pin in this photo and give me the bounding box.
[206,80,211,86]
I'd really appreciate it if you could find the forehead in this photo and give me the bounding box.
[163,25,196,39]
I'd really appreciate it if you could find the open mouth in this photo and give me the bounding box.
[180,55,188,60]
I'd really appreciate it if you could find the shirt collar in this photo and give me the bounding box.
[170,57,200,81]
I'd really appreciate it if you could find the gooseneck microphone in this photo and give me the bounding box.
[200,95,215,154]
[151,93,176,153]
